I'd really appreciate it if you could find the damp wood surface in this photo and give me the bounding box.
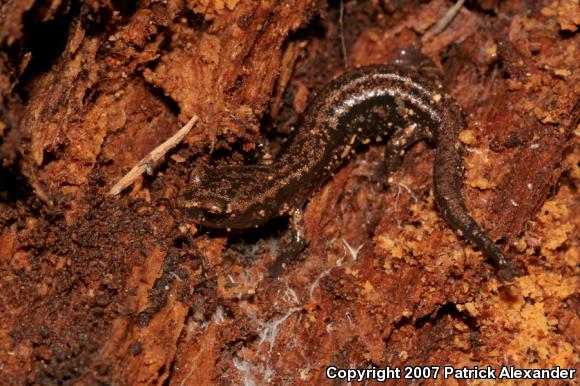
[0,0,578,385]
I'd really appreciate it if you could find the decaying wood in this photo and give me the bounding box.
[0,0,578,385]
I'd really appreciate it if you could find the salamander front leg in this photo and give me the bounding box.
[268,208,307,278]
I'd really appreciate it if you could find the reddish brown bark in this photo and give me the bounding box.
[0,0,578,384]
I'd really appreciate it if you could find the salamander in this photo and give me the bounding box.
[180,63,516,280]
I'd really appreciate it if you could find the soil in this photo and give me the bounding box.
[0,0,578,385]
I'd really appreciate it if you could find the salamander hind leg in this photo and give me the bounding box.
[377,123,430,185]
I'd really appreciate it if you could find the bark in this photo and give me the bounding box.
[0,0,578,384]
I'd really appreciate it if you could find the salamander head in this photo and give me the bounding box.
[180,164,277,230]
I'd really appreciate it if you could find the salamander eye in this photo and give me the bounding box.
[204,199,226,214]
[188,169,205,190]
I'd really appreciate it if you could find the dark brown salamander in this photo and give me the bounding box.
[181,64,516,280]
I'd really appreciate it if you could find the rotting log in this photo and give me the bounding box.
[0,1,578,384]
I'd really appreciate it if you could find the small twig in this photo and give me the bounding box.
[109,115,198,195]
[339,0,348,69]
[430,0,466,35]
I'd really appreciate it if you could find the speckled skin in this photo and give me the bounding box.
[181,65,515,280]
